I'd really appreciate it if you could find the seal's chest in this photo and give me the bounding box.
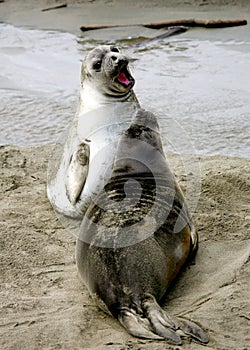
[76,103,137,198]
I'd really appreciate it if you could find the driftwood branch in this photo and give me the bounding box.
[42,3,67,12]
[80,18,247,31]
[144,18,247,29]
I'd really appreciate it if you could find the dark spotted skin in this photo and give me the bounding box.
[75,110,210,345]
[76,109,196,320]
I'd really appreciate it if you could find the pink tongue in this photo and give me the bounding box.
[117,72,130,86]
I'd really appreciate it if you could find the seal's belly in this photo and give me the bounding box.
[78,121,131,211]
[47,103,138,219]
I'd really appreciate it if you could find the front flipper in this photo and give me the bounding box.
[65,141,90,205]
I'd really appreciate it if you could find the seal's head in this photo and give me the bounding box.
[81,45,135,97]
[111,109,167,177]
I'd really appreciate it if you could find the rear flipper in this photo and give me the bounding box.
[65,141,90,205]
[118,308,163,340]
[118,294,209,345]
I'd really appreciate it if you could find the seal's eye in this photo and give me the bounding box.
[110,46,119,53]
[93,60,102,70]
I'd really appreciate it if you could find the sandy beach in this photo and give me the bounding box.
[0,1,250,349]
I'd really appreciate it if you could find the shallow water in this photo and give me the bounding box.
[0,23,249,158]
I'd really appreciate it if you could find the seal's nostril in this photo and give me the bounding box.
[111,56,117,61]
[118,58,127,67]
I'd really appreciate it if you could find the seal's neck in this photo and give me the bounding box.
[78,81,139,116]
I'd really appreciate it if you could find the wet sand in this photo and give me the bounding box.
[0,0,250,40]
[0,1,250,349]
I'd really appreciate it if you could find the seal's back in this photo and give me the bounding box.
[76,108,208,345]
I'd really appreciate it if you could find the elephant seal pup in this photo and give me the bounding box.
[76,109,209,345]
[47,45,139,219]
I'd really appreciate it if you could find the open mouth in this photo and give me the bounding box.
[115,66,134,88]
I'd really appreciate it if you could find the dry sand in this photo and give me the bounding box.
[0,1,250,349]
[1,145,249,350]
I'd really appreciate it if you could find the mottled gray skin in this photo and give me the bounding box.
[76,109,208,345]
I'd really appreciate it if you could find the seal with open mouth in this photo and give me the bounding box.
[47,45,139,220]
[76,108,209,345]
